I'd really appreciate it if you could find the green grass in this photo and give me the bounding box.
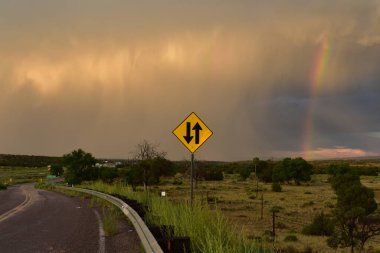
[284,235,298,242]
[80,181,268,253]
[34,182,54,190]
[103,206,121,236]
[0,166,49,185]
[80,174,380,253]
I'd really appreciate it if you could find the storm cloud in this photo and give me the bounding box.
[1,0,380,160]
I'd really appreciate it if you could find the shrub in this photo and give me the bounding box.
[0,182,7,190]
[204,167,224,181]
[100,167,118,183]
[302,212,334,236]
[239,167,252,180]
[284,234,298,242]
[50,164,64,176]
[172,173,183,185]
[272,182,282,192]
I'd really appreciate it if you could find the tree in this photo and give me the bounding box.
[256,159,274,182]
[62,149,97,185]
[131,140,166,191]
[327,167,379,253]
[99,167,118,183]
[273,158,292,183]
[302,212,334,236]
[239,165,252,180]
[272,157,312,185]
[121,165,143,191]
[50,164,64,176]
[289,157,313,185]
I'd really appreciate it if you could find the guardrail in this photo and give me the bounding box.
[56,186,164,253]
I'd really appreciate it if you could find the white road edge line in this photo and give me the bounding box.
[57,186,163,253]
[94,210,106,253]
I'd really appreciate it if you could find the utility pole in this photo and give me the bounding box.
[190,153,194,207]
[272,210,276,240]
[270,207,279,241]
[261,193,264,219]
[255,163,259,197]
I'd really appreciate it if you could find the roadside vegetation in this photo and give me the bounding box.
[0,182,7,190]
[57,143,380,253]
[81,181,265,253]
[0,166,49,185]
[4,142,380,252]
[39,184,125,237]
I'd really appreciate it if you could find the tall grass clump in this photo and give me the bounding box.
[80,181,269,253]
[102,205,122,236]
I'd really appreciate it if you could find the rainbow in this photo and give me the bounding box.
[302,34,332,160]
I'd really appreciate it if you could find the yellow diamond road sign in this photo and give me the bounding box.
[173,112,213,153]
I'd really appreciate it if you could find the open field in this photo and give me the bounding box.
[149,173,380,253]
[0,166,49,185]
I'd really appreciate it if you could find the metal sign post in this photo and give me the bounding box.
[173,112,213,207]
[190,153,194,206]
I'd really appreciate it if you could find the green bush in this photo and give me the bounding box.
[0,182,7,190]
[272,182,282,192]
[100,167,118,183]
[50,164,64,176]
[284,235,298,242]
[302,212,334,236]
[239,167,252,180]
[203,167,224,181]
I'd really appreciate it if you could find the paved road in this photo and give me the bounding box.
[0,185,26,216]
[0,184,101,253]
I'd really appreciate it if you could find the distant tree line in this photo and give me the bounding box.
[222,157,313,185]
[55,145,380,197]
[0,154,62,167]
[313,164,380,176]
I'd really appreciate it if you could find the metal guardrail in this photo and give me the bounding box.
[56,186,164,253]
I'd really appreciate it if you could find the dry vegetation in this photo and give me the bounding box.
[0,166,49,185]
[151,172,380,253]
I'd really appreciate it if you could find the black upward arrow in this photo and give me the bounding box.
[192,122,202,144]
[183,122,193,144]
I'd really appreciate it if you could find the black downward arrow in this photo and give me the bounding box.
[192,122,203,144]
[183,122,193,144]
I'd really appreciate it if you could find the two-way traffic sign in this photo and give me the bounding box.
[172,112,213,153]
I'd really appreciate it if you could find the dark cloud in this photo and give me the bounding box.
[1,0,380,160]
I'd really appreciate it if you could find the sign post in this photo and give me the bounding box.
[173,112,213,206]
[190,153,194,206]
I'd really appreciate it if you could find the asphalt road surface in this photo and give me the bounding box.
[0,184,101,253]
[0,185,26,217]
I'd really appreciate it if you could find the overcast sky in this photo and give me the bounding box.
[1,0,380,161]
